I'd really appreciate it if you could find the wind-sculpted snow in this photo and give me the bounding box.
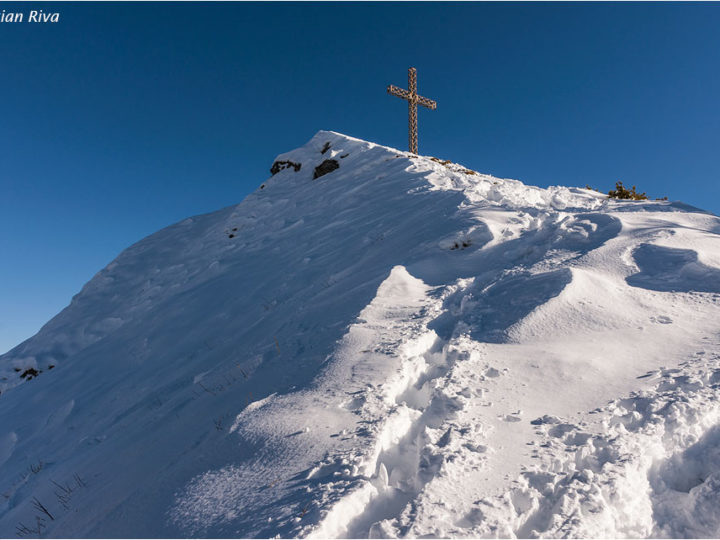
[627,243,720,293]
[430,269,573,343]
[1,131,720,538]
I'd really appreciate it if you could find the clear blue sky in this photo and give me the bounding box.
[2,2,720,354]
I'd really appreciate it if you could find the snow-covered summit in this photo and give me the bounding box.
[2,131,720,538]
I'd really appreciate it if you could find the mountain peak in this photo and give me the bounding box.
[2,132,720,538]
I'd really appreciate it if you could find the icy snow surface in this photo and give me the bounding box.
[2,131,720,538]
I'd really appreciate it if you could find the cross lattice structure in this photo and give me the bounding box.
[387,67,437,154]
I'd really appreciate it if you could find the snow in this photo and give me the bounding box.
[2,130,720,538]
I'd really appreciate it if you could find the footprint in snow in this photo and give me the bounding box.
[485,367,501,378]
[548,423,576,438]
[530,414,562,425]
[563,431,592,446]
[341,395,365,411]
[650,315,673,324]
[455,508,485,528]
[464,442,487,453]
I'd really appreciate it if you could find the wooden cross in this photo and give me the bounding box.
[387,67,437,154]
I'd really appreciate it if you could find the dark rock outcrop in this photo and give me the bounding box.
[313,159,339,180]
[270,160,302,175]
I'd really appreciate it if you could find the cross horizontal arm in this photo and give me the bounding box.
[387,85,411,100]
[417,95,437,110]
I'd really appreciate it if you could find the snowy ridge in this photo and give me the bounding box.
[2,131,720,538]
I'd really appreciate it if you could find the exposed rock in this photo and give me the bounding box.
[450,240,472,250]
[313,159,339,180]
[270,160,302,175]
[321,142,331,154]
[20,368,40,380]
[430,157,452,165]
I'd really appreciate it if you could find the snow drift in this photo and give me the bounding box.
[2,131,720,538]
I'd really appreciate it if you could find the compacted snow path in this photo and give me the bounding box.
[2,131,720,538]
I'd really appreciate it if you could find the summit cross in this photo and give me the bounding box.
[387,67,437,154]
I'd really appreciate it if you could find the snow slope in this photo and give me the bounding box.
[2,131,720,538]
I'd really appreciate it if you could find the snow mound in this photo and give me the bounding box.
[2,131,720,538]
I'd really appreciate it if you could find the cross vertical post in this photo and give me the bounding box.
[408,68,418,154]
[387,67,436,154]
